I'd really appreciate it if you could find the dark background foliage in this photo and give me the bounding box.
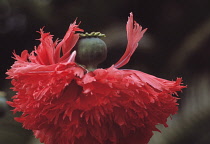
[0,0,210,144]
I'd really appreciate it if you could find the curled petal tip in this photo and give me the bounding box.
[68,51,77,63]
[114,13,147,68]
[129,12,133,16]
[142,28,148,33]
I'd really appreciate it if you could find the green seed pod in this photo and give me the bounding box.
[76,33,107,71]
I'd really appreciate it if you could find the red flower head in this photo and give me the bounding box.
[7,13,186,144]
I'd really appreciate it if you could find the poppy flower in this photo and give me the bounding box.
[7,13,186,144]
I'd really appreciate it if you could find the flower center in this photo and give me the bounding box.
[75,32,107,71]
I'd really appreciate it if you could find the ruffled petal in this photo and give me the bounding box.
[7,62,85,108]
[114,13,147,68]
[55,20,84,63]
[22,20,83,65]
[72,66,186,144]
[7,61,86,144]
[8,65,185,144]
[34,28,56,65]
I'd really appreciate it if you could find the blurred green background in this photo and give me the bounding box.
[0,0,210,144]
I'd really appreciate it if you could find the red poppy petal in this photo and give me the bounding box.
[114,13,147,68]
[55,20,84,63]
[73,66,185,143]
